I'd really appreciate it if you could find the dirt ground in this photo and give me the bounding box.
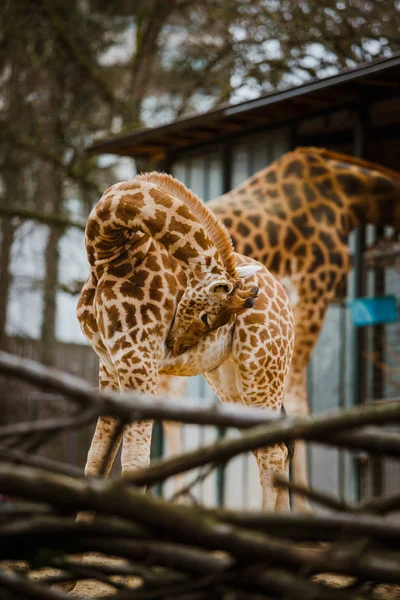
[4,555,400,598]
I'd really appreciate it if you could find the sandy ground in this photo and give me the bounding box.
[3,555,400,598]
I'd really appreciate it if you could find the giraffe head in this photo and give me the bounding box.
[166,264,261,355]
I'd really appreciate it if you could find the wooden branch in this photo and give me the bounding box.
[2,352,400,462]
[3,463,400,584]
[127,403,400,487]
[0,446,84,479]
[0,568,72,600]
[0,351,282,428]
[274,475,352,512]
[0,207,85,231]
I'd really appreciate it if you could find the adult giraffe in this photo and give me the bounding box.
[77,172,294,511]
[161,147,400,512]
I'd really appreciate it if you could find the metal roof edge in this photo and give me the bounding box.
[87,51,400,154]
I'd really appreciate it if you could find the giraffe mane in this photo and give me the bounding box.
[296,147,400,181]
[137,172,237,277]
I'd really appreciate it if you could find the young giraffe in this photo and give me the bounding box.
[77,173,294,511]
[161,147,400,512]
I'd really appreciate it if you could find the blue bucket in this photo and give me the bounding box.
[348,295,398,327]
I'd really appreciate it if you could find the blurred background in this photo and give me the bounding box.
[1,0,400,508]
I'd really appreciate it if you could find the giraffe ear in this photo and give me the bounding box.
[236,264,262,278]
[207,280,234,295]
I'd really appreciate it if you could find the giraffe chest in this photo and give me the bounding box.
[159,324,234,377]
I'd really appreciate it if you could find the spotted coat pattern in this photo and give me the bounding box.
[161,146,400,512]
[77,173,295,511]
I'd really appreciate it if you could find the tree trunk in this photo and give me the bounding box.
[0,220,15,350]
[40,223,63,366]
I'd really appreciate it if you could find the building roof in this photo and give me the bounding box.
[87,52,400,161]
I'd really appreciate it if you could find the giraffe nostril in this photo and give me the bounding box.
[244,297,254,308]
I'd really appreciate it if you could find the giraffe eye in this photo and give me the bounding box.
[200,312,209,327]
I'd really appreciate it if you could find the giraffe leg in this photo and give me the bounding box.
[116,353,159,486]
[121,420,153,485]
[274,452,291,512]
[56,365,121,593]
[252,443,289,511]
[204,359,290,512]
[158,375,188,497]
[83,363,122,479]
[284,367,312,514]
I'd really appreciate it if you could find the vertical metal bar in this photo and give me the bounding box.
[204,154,210,202]
[338,304,346,500]
[222,144,232,194]
[352,107,368,501]
[152,421,164,497]
[353,107,368,405]
[372,225,385,498]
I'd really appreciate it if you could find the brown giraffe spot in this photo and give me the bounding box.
[265,170,277,183]
[245,312,265,325]
[158,231,180,249]
[237,222,250,237]
[145,254,162,272]
[239,329,247,343]
[267,221,279,247]
[86,219,101,242]
[310,165,329,177]
[115,193,144,223]
[309,203,333,225]
[304,153,320,164]
[194,229,213,250]
[303,182,316,203]
[100,280,118,301]
[149,275,163,302]
[110,336,131,354]
[143,209,167,236]
[247,214,261,227]
[295,244,306,257]
[120,271,149,300]
[337,173,363,196]
[109,262,132,278]
[107,305,122,338]
[310,244,325,271]
[283,183,302,211]
[255,234,263,250]
[292,213,315,237]
[314,178,343,206]
[244,243,252,255]
[81,310,97,333]
[319,231,335,250]
[267,189,278,199]
[117,182,141,191]
[122,302,137,329]
[164,273,178,295]
[330,252,344,268]
[169,216,192,235]
[177,204,198,221]
[149,187,173,208]
[174,242,199,263]
[269,252,281,272]
[141,302,162,324]
[284,228,298,250]
[223,217,233,228]
[284,160,304,178]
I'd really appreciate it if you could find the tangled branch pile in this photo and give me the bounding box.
[1,351,400,599]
